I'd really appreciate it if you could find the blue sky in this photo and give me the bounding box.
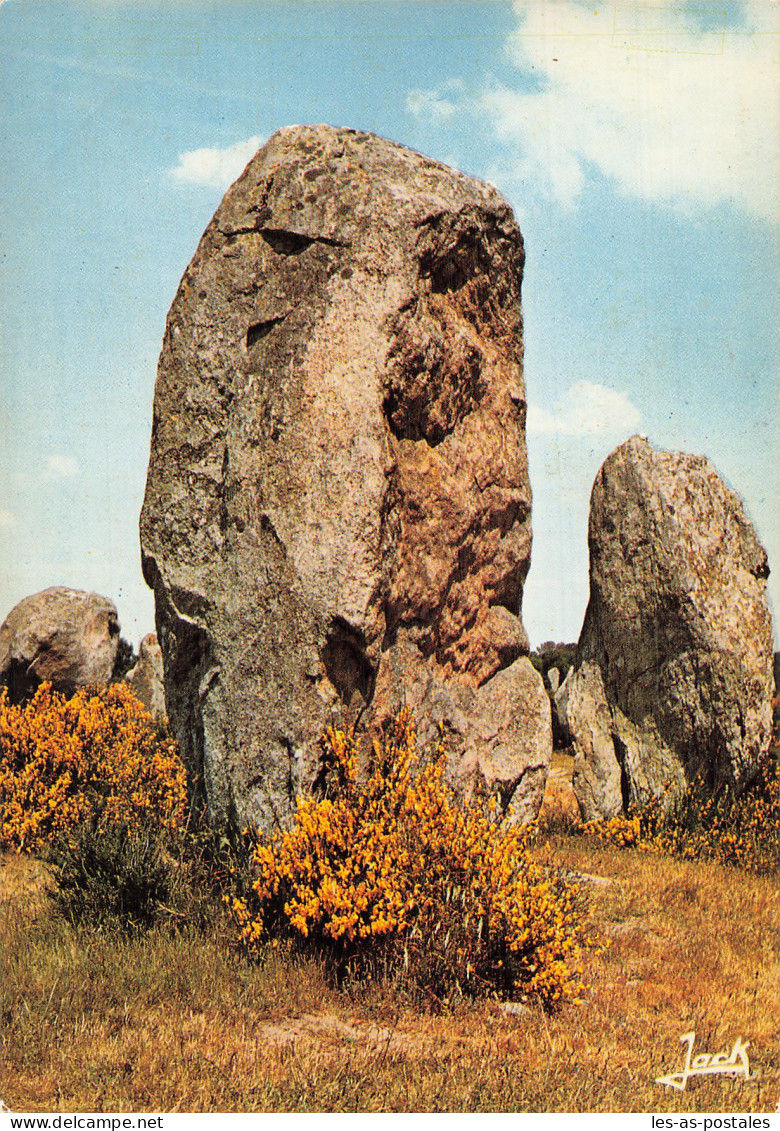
[1,0,778,648]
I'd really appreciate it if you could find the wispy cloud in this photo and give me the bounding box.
[0,508,15,529]
[406,79,465,123]
[170,135,264,189]
[527,381,641,437]
[42,455,79,480]
[408,1,780,221]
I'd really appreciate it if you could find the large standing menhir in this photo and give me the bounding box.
[140,125,550,830]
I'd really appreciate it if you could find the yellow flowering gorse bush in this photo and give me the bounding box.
[231,711,591,1007]
[0,681,187,853]
[579,814,643,849]
[581,755,780,873]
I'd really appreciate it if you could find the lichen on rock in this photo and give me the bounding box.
[140,125,548,830]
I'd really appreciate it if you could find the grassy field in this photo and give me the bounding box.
[3,823,779,1113]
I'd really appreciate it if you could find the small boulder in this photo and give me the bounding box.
[125,634,167,724]
[0,587,120,702]
[569,436,774,820]
[373,645,552,824]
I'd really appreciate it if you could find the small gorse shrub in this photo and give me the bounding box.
[580,753,780,873]
[1,680,258,933]
[231,711,592,1008]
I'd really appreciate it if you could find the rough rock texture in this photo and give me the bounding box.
[373,643,551,824]
[0,587,119,702]
[140,124,547,830]
[125,634,167,724]
[552,667,573,748]
[569,436,774,821]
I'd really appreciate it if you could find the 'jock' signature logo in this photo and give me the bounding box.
[655,1031,751,1091]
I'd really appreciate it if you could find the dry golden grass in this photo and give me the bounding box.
[538,751,581,828]
[3,836,779,1113]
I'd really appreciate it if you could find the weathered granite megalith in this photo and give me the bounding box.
[0,587,119,702]
[569,436,774,821]
[140,124,549,830]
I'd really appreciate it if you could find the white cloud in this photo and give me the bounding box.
[485,0,780,220]
[527,381,641,437]
[408,2,780,221]
[406,80,465,123]
[170,135,264,189]
[0,508,15,529]
[42,454,79,480]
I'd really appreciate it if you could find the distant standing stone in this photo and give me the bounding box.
[569,436,774,820]
[140,124,548,830]
[0,586,119,702]
[552,666,573,748]
[125,633,167,724]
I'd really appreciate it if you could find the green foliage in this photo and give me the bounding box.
[529,642,577,683]
[112,636,139,682]
[46,805,253,935]
[47,809,178,932]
